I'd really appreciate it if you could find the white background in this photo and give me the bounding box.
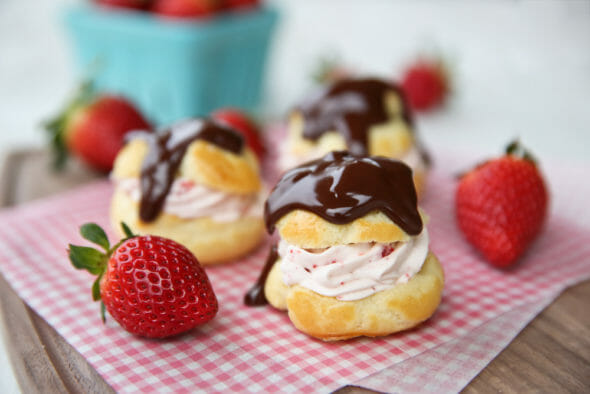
[1,0,589,392]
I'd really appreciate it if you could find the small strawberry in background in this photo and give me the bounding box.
[401,56,451,112]
[45,83,151,173]
[456,141,549,268]
[212,108,266,162]
[69,223,218,338]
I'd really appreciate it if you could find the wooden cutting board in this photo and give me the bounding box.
[0,149,589,393]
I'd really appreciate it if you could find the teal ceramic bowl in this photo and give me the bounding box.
[64,5,278,125]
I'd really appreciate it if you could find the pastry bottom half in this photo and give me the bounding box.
[265,252,444,341]
[110,188,265,265]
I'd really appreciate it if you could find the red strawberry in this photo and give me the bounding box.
[45,84,151,173]
[69,223,218,338]
[401,57,449,111]
[151,0,220,18]
[94,0,152,10]
[212,108,265,161]
[456,141,549,267]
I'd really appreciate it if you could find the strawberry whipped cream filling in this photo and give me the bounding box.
[278,229,429,301]
[115,177,263,222]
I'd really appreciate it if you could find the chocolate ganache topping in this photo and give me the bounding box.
[264,151,423,235]
[299,78,413,156]
[244,243,279,306]
[132,118,244,222]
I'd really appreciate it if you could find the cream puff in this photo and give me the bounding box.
[279,77,430,197]
[110,118,265,265]
[246,151,443,341]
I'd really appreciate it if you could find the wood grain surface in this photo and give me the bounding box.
[0,149,589,394]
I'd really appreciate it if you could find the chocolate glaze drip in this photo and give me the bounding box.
[134,118,244,222]
[244,243,279,306]
[265,151,423,235]
[299,78,413,156]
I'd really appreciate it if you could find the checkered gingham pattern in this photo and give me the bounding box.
[1,144,590,393]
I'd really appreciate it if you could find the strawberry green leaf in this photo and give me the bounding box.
[68,245,106,275]
[505,139,537,164]
[42,81,96,171]
[506,140,519,155]
[80,223,110,252]
[523,151,536,163]
[311,54,350,85]
[92,274,102,302]
[121,222,135,239]
[100,301,106,324]
[44,113,69,170]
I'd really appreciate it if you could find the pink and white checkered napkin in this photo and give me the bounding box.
[1,150,590,393]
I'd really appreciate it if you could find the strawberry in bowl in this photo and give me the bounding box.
[69,223,218,338]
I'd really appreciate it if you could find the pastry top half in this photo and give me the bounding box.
[283,77,429,171]
[265,151,424,249]
[112,118,261,223]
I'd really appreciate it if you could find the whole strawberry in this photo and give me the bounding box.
[212,108,266,162]
[401,57,449,112]
[69,223,218,338]
[45,84,151,173]
[456,141,549,267]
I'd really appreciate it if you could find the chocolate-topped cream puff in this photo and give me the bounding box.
[246,151,443,341]
[279,77,430,196]
[110,118,265,265]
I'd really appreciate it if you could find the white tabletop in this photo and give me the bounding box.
[1,0,589,392]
